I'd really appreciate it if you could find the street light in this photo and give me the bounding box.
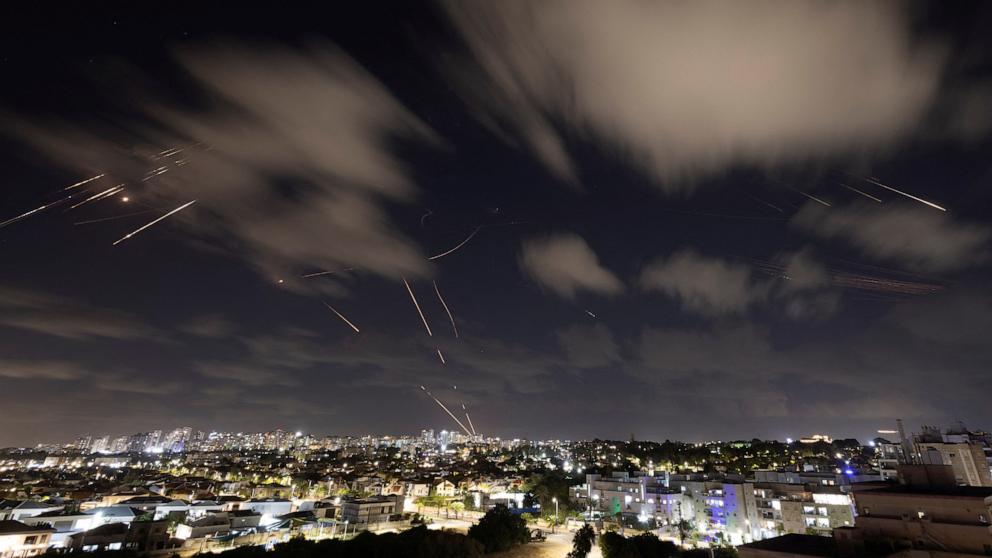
[552,497,559,534]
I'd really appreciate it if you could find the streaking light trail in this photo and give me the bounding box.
[841,184,882,203]
[462,404,477,436]
[403,278,433,337]
[74,208,162,226]
[433,280,459,338]
[0,191,79,229]
[322,302,361,334]
[62,173,106,191]
[112,199,196,246]
[789,186,831,207]
[428,226,481,261]
[68,185,125,210]
[420,385,472,436]
[864,177,945,211]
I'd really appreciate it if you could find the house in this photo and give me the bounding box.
[67,522,128,551]
[242,499,292,525]
[20,511,95,547]
[215,495,246,511]
[67,520,171,552]
[85,506,143,526]
[174,516,230,540]
[434,480,458,497]
[116,495,174,514]
[0,520,55,558]
[407,483,431,499]
[187,501,225,519]
[8,502,63,522]
[340,496,403,525]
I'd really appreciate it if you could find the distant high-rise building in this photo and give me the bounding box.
[421,429,435,446]
[74,436,92,452]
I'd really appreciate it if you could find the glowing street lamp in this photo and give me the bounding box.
[552,497,559,534]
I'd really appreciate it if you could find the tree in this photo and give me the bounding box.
[598,531,679,558]
[468,504,530,553]
[567,524,596,558]
[599,531,638,558]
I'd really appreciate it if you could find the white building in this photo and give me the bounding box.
[0,520,54,558]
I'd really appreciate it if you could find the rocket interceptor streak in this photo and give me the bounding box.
[112,200,196,245]
[63,174,106,191]
[1,191,80,229]
[421,386,472,435]
[433,280,459,338]
[322,302,360,333]
[864,177,945,211]
[403,278,433,336]
[428,226,481,261]
[462,404,477,436]
[841,184,882,203]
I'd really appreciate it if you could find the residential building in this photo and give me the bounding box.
[834,470,992,556]
[0,521,54,558]
[340,496,403,526]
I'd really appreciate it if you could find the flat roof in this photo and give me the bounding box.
[859,485,992,498]
[741,534,836,557]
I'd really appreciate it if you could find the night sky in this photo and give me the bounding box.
[1,2,991,447]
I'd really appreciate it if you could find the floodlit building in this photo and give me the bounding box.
[911,424,992,487]
[834,466,992,556]
[340,496,403,526]
[0,520,54,558]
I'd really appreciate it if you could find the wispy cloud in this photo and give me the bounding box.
[0,285,159,340]
[793,202,990,272]
[445,0,946,188]
[519,233,622,298]
[640,250,767,316]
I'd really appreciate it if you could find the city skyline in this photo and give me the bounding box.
[2,2,992,446]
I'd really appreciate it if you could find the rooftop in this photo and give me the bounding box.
[0,520,55,535]
[740,534,837,557]
[860,485,992,499]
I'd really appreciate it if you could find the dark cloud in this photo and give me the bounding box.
[557,324,620,368]
[182,314,236,339]
[0,286,159,340]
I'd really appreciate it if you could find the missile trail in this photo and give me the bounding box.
[841,184,882,203]
[69,185,125,210]
[420,386,472,435]
[1,191,79,229]
[436,348,446,364]
[788,186,831,207]
[433,280,459,338]
[864,177,945,211]
[301,267,354,278]
[322,302,361,334]
[750,196,784,213]
[462,404,477,436]
[112,200,196,245]
[428,226,481,261]
[63,174,106,191]
[403,278,433,337]
[74,209,162,226]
